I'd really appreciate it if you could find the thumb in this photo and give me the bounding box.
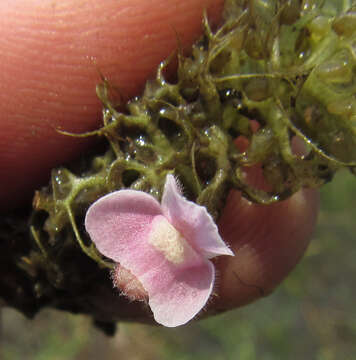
[213,188,319,311]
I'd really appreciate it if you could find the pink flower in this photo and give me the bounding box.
[85,174,234,327]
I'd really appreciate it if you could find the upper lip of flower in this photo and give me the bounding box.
[85,174,234,327]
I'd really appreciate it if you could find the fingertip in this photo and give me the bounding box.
[214,188,319,309]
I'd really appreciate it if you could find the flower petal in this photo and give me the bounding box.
[85,177,231,327]
[85,190,163,264]
[161,175,234,258]
[87,194,215,326]
[146,258,215,327]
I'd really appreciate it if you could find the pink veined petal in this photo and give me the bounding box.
[85,190,163,268]
[161,175,234,259]
[143,253,215,327]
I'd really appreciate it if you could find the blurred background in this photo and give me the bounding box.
[1,170,355,360]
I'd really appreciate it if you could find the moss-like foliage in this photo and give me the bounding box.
[1,0,355,332]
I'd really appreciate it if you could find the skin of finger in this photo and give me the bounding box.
[0,0,224,210]
[212,188,319,312]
